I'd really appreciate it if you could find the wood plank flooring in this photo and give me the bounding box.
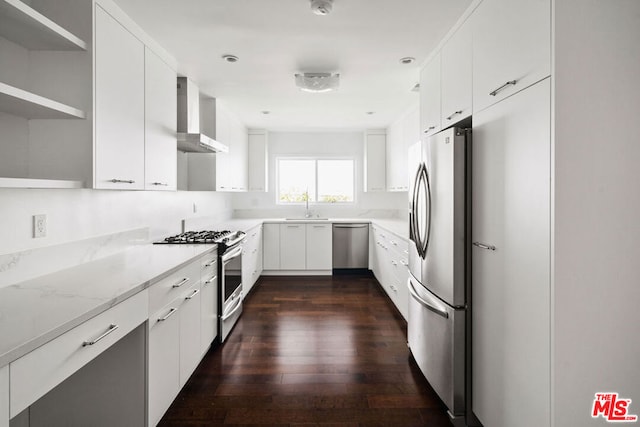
[158,274,451,426]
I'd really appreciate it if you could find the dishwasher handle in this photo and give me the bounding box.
[333,224,369,228]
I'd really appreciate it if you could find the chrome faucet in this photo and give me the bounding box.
[304,189,312,218]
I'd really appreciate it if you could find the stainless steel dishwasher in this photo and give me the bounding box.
[332,223,369,270]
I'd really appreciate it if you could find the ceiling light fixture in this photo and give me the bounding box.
[294,73,340,93]
[310,0,333,16]
[400,57,416,65]
[221,54,239,63]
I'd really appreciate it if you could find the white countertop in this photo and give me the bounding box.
[0,243,215,367]
[0,217,409,368]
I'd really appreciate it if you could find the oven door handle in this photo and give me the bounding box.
[221,245,243,262]
[221,296,243,321]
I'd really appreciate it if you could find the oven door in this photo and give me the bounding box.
[220,244,243,342]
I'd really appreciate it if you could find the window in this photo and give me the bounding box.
[277,158,354,203]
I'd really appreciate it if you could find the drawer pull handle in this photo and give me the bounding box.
[204,259,217,267]
[185,289,200,300]
[204,275,217,285]
[473,242,496,251]
[82,324,119,347]
[109,179,135,184]
[151,182,168,186]
[446,110,463,121]
[424,126,436,133]
[489,80,517,96]
[400,259,408,266]
[158,307,178,321]
[172,278,190,288]
[391,261,398,266]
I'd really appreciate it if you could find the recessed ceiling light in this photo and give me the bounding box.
[261,111,271,115]
[400,57,416,65]
[222,54,239,63]
[411,83,420,92]
[366,111,375,115]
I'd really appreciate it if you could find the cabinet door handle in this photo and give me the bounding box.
[151,182,168,186]
[185,289,200,300]
[473,242,496,251]
[158,307,178,321]
[489,80,518,96]
[445,110,463,121]
[110,179,135,184]
[82,324,119,347]
[423,126,436,133]
[172,277,190,288]
[204,275,217,285]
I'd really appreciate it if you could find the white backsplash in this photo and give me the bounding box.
[0,227,148,288]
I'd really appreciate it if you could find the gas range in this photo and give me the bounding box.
[154,230,246,251]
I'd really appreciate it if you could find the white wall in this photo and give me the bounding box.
[0,189,232,255]
[552,1,640,426]
[232,131,407,219]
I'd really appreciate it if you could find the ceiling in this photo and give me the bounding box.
[113,0,472,131]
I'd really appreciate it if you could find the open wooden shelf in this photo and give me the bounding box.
[0,82,86,119]
[0,0,87,50]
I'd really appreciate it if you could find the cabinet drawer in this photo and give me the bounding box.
[200,251,218,282]
[149,260,200,314]
[10,290,148,417]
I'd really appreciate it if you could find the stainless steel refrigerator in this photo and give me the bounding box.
[408,126,477,426]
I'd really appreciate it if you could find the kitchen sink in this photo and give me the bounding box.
[284,218,329,221]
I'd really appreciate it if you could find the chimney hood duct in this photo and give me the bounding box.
[176,77,229,153]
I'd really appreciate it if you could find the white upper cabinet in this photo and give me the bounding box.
[472,0,551,113]
[419,53,441,137]
[364,130,386,192]
[94,5,145,189]
[144,47,177,191]
[386,106,418,192]
[441,17,472,125]
[248,130,268,192]
[213,102,248,191]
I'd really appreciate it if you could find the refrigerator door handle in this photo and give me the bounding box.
[408,278,449,319]
[409,164,422,247]
[418,165,432,259]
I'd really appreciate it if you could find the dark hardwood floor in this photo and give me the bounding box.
[158,274,451,426]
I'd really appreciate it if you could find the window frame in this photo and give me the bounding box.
[275,156,356,205]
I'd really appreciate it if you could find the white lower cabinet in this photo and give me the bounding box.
[148,300,181,427]
[0,365,7,427]
[306,224,332,270]
[200,254,218,356]
[147,251,214,426]
[279,224,306,270]
[370,225,409,320]
[262,223,280,270]
[242,225,263,297]
[179,282,202,387]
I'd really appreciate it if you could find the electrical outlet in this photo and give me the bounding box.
[33,214,47,238]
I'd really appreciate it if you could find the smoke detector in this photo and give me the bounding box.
[294,73,340,93]
[310,0,333,15]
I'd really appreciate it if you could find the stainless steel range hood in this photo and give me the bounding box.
[177,77,229,153]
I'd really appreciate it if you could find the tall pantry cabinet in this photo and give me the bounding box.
[468,0,551,425]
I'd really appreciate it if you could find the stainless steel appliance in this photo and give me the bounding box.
[408,127,477,426]
[154,229,246,343]
[332,223,369,270]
